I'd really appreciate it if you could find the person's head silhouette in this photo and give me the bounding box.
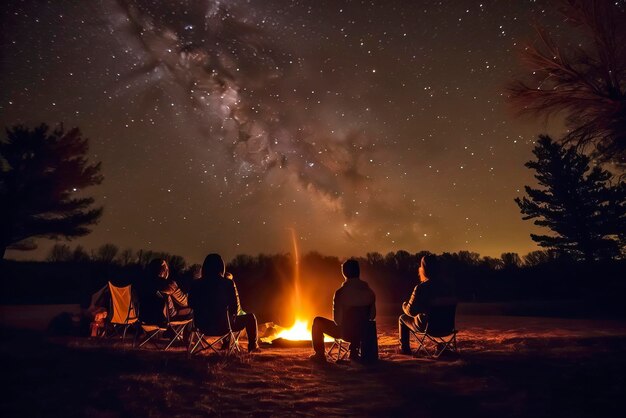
[147,258,169,280]
[418,254,439,283]
[342,258,360,280]
[202,253,225,278]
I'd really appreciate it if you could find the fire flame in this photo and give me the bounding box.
[272,318,332,342]
[269,229,331,342]
[275,319,311,341]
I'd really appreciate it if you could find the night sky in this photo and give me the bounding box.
[2,0,573,263]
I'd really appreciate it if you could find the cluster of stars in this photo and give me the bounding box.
[0,0,570,261]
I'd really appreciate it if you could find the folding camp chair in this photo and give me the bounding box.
[188,309,241,356]
[137,318,192,350]
[326,306,377,362]
[135,292,192,351]
[409,302,459,359]
[103,282,138,340]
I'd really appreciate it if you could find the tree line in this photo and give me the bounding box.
[2,245,624,320]
[45,243,190,278]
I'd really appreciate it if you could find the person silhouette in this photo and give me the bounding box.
[309,259,376,363]
[189,253,259,352]
[136,258,191,326]
[399,255,454,354]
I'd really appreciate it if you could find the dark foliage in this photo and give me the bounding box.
[3,249,625,320]
[0,124,103,258]
[47,243,72,262]
[508,0,626,166]
[516,135,625,261]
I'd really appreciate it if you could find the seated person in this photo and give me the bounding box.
[310,259,376,363]
[136,258,191,326]
[399,254,456,354]
[189,253,259,353]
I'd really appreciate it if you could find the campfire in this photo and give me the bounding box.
[274,319,311,341]
[261,318,333,347]
[261,229,331,347]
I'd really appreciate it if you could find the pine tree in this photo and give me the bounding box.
[515,135,625,261]
[0,124,103,258]
[508,0,626,166]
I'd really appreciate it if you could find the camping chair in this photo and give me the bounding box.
[188,309,241,356]
[137,318,192,351]
[326,306,377,362]
[135,292,192,351]
[103,282,138,340]
[409,300,459,359]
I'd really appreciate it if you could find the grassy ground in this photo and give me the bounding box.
[1,315,625,417]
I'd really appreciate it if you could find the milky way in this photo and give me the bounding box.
[1,0,589,262]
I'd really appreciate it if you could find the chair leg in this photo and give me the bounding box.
[427,333,460,358]
[122,325,130,340]
[139,329,162,348]
[189,331,242,356]
[122,324,138,341]
[232,331,241,353]
[164,324,186,351]
[410,328,460,359]
[190,331,213,355]
[192,334,225,356]
[338,341,350,360]
[432,337,449,359]
[225,331,242,356]
[326,341,337,359]
[327,341,340,361]
[199,335,209,349]
[414,332,431,357]
[231,336,241,354]
[189,332,202,355]
[410,323,440,358]
[213,335,226,355]
[438,333,459,357]
[226,336,236,356]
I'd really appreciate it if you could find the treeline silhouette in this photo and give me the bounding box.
[2,244,625,321]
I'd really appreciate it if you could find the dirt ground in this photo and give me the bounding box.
[1,315,625,417]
